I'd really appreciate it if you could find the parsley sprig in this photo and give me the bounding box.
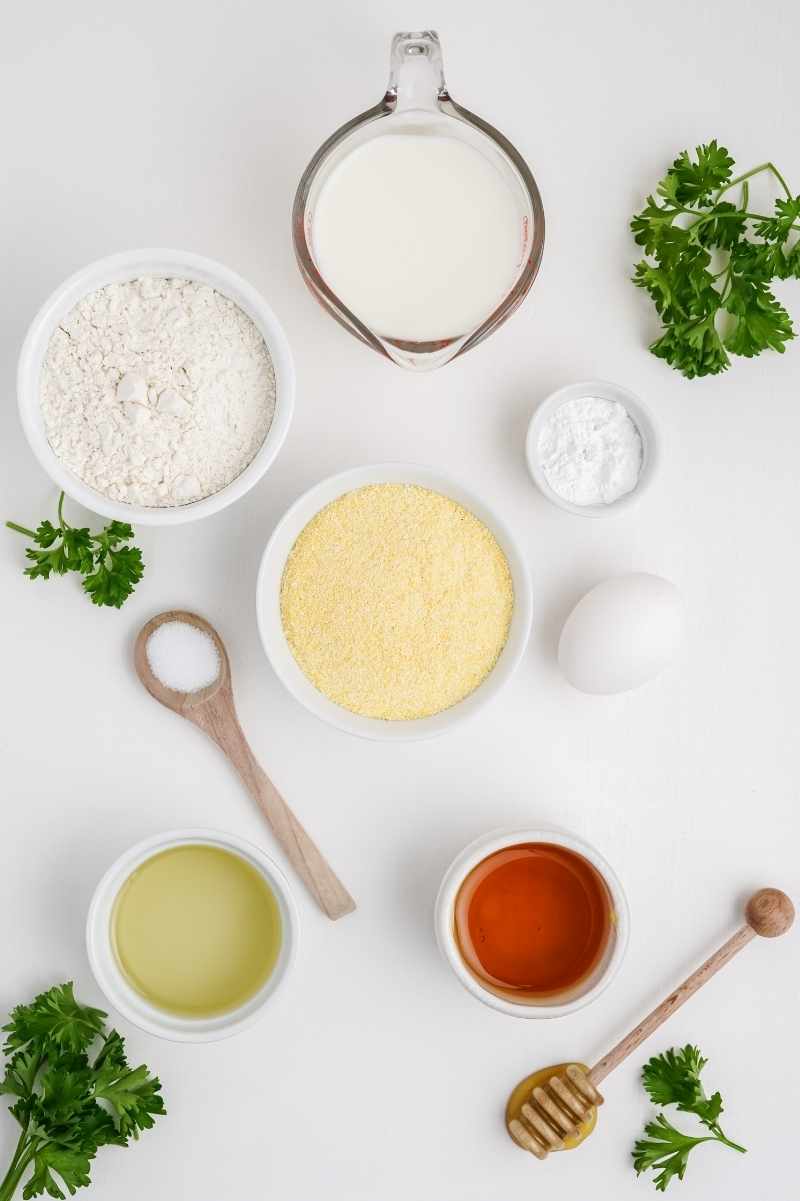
[632,141,800,377]
[0,983,164,1201]
[6,492,144,608]
[633,1045,745,1191]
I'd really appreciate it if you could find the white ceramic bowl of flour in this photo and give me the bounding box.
[525,380,658,517]
[17,249,294,526]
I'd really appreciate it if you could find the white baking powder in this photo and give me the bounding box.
[146,620,221,692]
[538,396,642,506]
[41,277,275,507]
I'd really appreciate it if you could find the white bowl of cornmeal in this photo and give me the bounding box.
[257,463,533,741]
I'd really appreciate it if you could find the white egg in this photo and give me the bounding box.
[558,573,684,695]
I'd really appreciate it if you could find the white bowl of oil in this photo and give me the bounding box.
[87,828,299,1042]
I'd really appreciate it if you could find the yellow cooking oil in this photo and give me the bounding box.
[111,844,281,1018]
[506,1064,598,1151]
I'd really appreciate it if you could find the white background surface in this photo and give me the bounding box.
[1,2,799,1199]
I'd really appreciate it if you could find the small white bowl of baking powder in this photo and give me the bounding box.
[17,249,295,526]
[525,380,658,517]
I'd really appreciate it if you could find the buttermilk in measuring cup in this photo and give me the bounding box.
[295,32,543,365]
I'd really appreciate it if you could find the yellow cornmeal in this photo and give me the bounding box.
[280,483,514,720]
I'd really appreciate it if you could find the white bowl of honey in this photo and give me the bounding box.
[435,828,629,1018]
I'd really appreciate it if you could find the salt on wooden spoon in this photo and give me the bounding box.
[134,610,356,921]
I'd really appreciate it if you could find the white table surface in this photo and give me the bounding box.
[2,2,799,1198]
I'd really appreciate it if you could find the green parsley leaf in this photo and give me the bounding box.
[650,316,730,379]
[642,1045,710,1111]
[753,195,800,242]
[23,527,93,581]
[633,1113,709,1192]
[724,274,793,358]
[91,1031,164,1138]
[633,1046,746,1190]
[632,195,681,255]
[22,1145,92,1200]
[91,521,135,551]
[783,241,800,280]
[82,545,144,609]
[30,521,61,549]
[6,496,144,609]
[0,983,164,1201]
[3,985,106,1058]
[90,1032,126,1076]
[0,1052,40,1101]
[631,144,799,377]
[692,202,748,250]
[669,140,734,205]
[93,1062,164,1139]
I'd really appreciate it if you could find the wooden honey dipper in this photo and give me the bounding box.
[506,887,794,1159]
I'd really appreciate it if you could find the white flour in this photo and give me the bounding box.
[41,277,275,507]
[538,396,642,506]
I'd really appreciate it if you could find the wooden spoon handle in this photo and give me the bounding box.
[193,692,356,920]
[589,888,794,1085]
[245,756,356,921]
[589,925,755,1085]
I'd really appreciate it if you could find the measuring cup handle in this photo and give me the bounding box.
[386,31,449,112]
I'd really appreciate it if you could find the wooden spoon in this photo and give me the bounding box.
[506,887,794,1158]
[134,610,356,921]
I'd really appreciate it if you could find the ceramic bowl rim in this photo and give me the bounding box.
[17,248,295,526]
[525,379,658,518]
[86,827,299,1043]
[255,462,533,742]
[434,826,630,1018]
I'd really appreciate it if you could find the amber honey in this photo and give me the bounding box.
[454,842,612,1002]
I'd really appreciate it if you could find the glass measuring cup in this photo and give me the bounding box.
[292,31,545,371]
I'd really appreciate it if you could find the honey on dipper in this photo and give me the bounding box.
[503,887,794,1160]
